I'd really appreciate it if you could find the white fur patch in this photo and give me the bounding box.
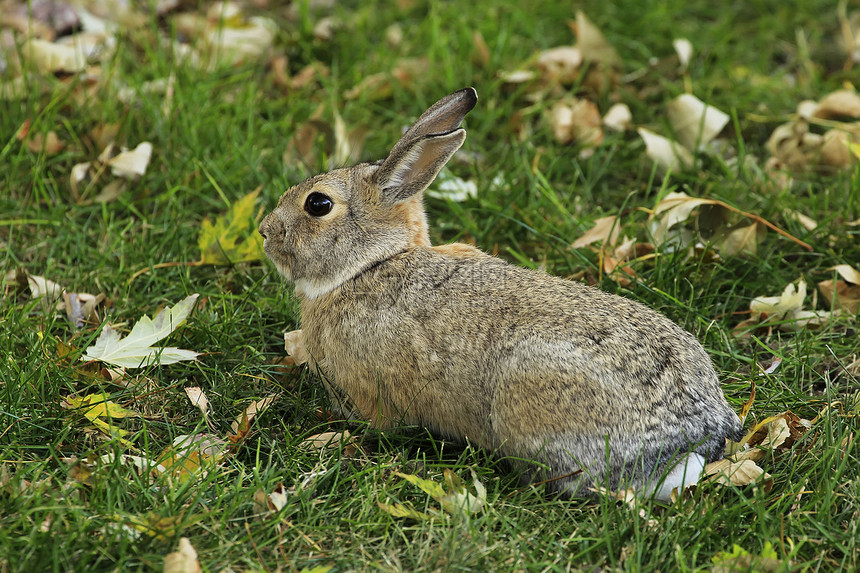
[645,452,705,502]
[293,276,345,300]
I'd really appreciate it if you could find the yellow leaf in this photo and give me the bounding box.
[198,188,265,265]
[156,434,228,484]
[711,541,783,573]
[120,513,184,542]
[396,472,447,499]
[298,566,334,573]
[377,502,432,520]
[394,469,486,517]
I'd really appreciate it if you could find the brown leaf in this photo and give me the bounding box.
[719,222,766,257]
[163,537,202,573]
[603,103,632,132]
[818,279,860,313]
[703,458,772,491]
[732,411,811,461]
[812,90,860,120]
[254,482,290,514]
[638,128,694,173]
[284,329,310,365]
[548,99,603,154]
[472,31,491,68]
[537,46,583,84]
[570,10,620,67]
[666,94,729,150]
[571,216,619,249]
[25,131,65,154]
[301,430,358,456]
[819,129,854,169]
[228,396,279,443]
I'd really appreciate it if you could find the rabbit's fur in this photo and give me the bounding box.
[260,88,742,498]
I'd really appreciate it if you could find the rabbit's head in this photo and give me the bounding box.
[260,88,477,299]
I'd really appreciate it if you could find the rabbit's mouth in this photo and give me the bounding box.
[262,243,294,281]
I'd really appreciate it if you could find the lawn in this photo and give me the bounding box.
[1,0,859,571]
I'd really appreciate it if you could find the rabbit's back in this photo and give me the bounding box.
[301,246,741,494]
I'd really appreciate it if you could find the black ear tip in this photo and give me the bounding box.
[459,87,478,108]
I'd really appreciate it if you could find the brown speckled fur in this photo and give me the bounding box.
[259,88,742,496]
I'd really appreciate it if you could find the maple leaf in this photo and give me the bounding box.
[82,294,199,369]
[198,189,265,265]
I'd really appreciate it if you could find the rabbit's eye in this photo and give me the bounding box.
[304,192,333,217]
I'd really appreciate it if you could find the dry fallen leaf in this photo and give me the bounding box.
[184,387,211,421]
[25,131,65,154]
[603,103,632,132]
[812,89,860,120]
[719,222,765,257]
[254,482,290,514]
[63,291,105,329]
[647,191,809,257]
[571,10,620,67]
[818,264,860,313]
[301,430,357,456]
[783,209,818,231]
[24,37,87,73]
[638,128,694,173]
[284,329,310,365]
[537,46,583,84]
[571,216,620,249]
[831,263,860,284]
[548,99,603,155]
[107,142,153,178]
[666,94,730,150]
[703,458,772,491]
[163,537,202,573]
[673,38,693,69]
[228,396,279,443]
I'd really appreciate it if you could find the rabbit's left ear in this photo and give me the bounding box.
[374,129,466,203]
[374,88,477,203]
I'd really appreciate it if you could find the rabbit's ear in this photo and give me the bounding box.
[374,88,477,203]
[374,129,466,203]
[388,88,478,156]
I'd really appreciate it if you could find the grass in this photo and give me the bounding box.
[1,0,859,571]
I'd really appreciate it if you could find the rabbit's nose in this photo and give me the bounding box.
[259,214,275,239]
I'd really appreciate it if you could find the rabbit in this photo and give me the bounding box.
[259,87,742,500]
